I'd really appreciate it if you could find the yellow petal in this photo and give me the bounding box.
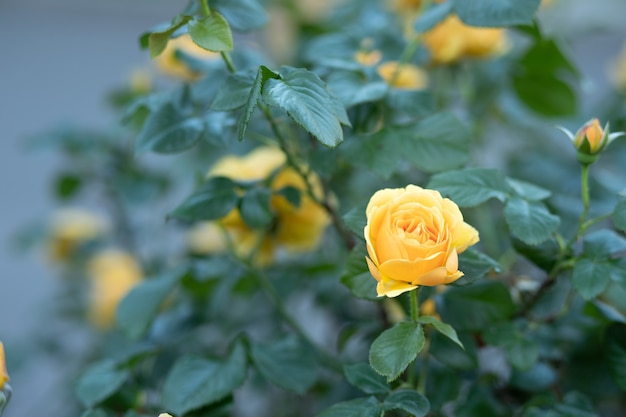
[0,342,8,389]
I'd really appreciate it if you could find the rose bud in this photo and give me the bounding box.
[558,118,625,165]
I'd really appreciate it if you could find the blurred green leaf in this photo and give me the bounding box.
[458,249,502,281]
[239,187,273,228]
[583,229,626,259]
[383,390,430,417]
[169,177,238,221]
[613,197,626,233]
[513,74,577,117]
[418,315,463,349]
[81,410,108,417]
[276,186,301,208]
[507,178,551,201]
[343,363,390,395]
[572,259,612,301]
[414,1,453,33]
[341,244,378,300]
[211,71,256,111]
[315,396,382,417]
[76,360,129,408]
[142,15,193,58]
[369,322,425,382]
[54,173,82,200]
[117,269,181,339]
[428,168,511,207]
[440,282,516,331]
[162,341,247,415]
[430,331,478,370]
[237,65,279,141]
[343,204,367,238]
[135,103,204,154]
[453,0,541,27]
[506,338,540,371]
[250,336,317,394]
[504,198,560,245]
[605,323,626,391]
[263,67,349,147]
[327,70,387,107]
[188,13,233,52]
[212,0,268,32]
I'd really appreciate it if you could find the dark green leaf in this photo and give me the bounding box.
[401,112,471,173]
[583,229,626,259]
[188,13,233,52]
[211,71,256,111]
[504,198,560,245]
[506,338,539,371]
[613,197,626,233]
[169,177,238,221]
[342,130,404,179]
[518,39,578,77]
[572,258,612,300]
[239,187,273,228]
[439,281,516,331]
[458,249,501,281]
[144,15,193,58]
[276,186,301,208]
[369,322,425,382]
[81,410,108,417]
[430,331,478,370]
[237,65,279,141]
[417,315,463,349]
[263,67,349,147]
[605,323,626,390]
[162,341,247,415]
[341,244,378,300]
[383,390,430,417]
[427,168,511,207]
[343,204,367,238]
[76,360,129,408]
[212,0,268,32]
[414,1,453,33]
[315,396,382,417]
[506,178,551,201]
[135,103,204,154]
[453,0,541,27]
[385,90,435,117]
[54,173,82,200]
[513,73,577,117]
[343,363,390,395]
[327,70,387,107]
[117,269,181,339]
[530,274,570,319]
[250,336,317,394]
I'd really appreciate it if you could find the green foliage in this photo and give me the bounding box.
[417,315,463,349]
[369,322,425,382]
[315,396,383,417]
[428,168,510,207]
[169,177,238,221]
[343,363,390,395]
[188,13,233,52]
[76,360,129,408]
[453,0,541,27]
[504,197,560,245]
[383,390,430,417]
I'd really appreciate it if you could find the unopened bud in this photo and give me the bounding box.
[557,118,625,165]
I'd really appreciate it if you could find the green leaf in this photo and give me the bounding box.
[81,410,109,417]
[458,249,501,281]
[383,390,430,417]
[506,178,551,201]
[276,186,301,208]
[76,360,129,408]
[513,73,577,117]
[505,338,539,371]
[135,103,204,154]
[341,244,378,300]
[250,336,317,394]
[583,229,626,259]
[369,322,425,382]
[605,323,626,390]
[417,315,463,349]
[162,341,247,416]
[613,197,626,233]
[504,198,560,245]
[315,396,383,417]
[143,15,193,58]
[116,269,181,339]
[342,130,403,179]
[439,282,516,331]
[572,258,612,300]
[237,65,279,141]
[343,204,367,238]
[263,67,349,147]
[401,112,471,173]
[239,187,273,228]
[169,177,238,221]
[188,13,233,52]
[343,363,390,395]
[211,71,256,111]
[427,168,511,207]
[54,173,82,200]
[414,1,453,33]
[453,0,541,27]
[211,0,268,32]
[430,331,478,370]
[327,70,387,107]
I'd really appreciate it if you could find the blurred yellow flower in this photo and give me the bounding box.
[189,147,331,265]
[0,342,8,390]
[158,414,173,417]
[47,208,107,262]
[355,50,383,66]
[153,34,220,81]
[129,68,153,93]
[422,15,507,64]
[87,249,143,328]
[610,44,626,93]
[377,61,428,90]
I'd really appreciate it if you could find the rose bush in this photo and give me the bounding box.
[364,185,479,297]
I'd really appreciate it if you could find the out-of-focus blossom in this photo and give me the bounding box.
[377,61,428,90]
[47,208,107,262]
[153,34,220,81]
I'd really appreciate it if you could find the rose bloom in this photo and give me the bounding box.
[47,208,108,262]
[422,15,507,64]
[0,342,8,390]
[153,34,220,81]
[364,185,479,297]
[87,249,143,328]
[188,147,331,265]
[377,61,428,90]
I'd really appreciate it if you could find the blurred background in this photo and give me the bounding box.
[1,0,625,416]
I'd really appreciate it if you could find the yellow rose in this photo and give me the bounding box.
[422,15,507,64]
[87,249,143,328]
[153,34,220,81]
[192,147,330,265]
[364,185,479,297]
[0,342,8,390]
[47,208,107,262]
[377,61,428,90]
[574,118,605,154]
[610,44,626,92]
